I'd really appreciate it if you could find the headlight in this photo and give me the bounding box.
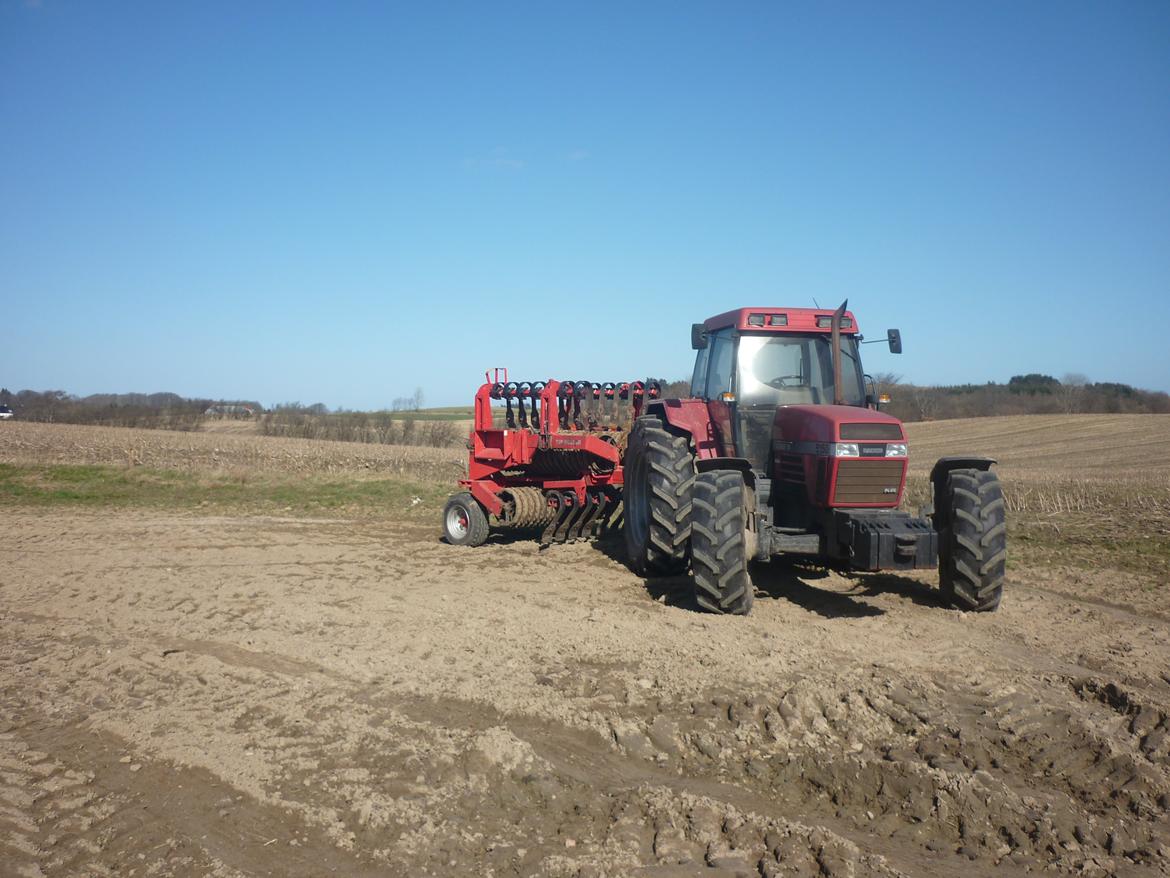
[834,443,860,458]
[885,443,908,458]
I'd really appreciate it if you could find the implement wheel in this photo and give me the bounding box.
[937,469,1006,611]
[691,470,755,615]
[623,416,693,576]
[443,492,489,547]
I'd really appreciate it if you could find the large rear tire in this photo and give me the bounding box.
[691,470,755,615]
[623,416,693,576]
[937,469,1006,611]
[443,492,490,547]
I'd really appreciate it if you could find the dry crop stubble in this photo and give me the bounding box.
[903,415,1170,592]
[0,420,466,480]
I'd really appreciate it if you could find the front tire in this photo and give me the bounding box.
[623,416,694,576]
[691,470,755,615]
[937,469,1006,611]
[443,492,490,547]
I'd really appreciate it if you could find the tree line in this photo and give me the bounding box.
[0,388,252,431]
[873,373,1170,422]
[0,387,463,447]
[3,373,1165,442]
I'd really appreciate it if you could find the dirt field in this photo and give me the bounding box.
[2,417,1169,877]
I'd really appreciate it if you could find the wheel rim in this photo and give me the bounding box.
[446,505,469,539]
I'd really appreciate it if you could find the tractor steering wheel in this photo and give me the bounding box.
[765,374,802,389]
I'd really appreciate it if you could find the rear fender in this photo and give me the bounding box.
[695,457,756,492]
[646,399,720,458]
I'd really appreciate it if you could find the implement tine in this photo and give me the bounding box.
[597,489,622,536]
[584,491,607,539]
[607,495,624,534]
[539,493,563,547]
[552,491,582,543]
[570,491,601,541]
[564,493,586,542]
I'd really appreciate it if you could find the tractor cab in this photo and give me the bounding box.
[689,305,894,476]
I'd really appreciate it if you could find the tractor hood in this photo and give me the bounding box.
[772,405,906,445]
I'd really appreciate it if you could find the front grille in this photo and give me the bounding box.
[776,452,805,484]
[840,422,903,441]
[833,459,904,505]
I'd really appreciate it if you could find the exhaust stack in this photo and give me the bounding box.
[831,299,848,406]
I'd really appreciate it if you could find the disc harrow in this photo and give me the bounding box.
[443,369,655,547]
[497,488,556,529]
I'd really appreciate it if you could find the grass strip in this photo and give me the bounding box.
[0,463,452,517]
[4,463,1166,580]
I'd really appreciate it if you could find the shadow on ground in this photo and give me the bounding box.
[435,527,549,547]
[590,538,946,618]
[751,562,886,618]
[855,571,950,610]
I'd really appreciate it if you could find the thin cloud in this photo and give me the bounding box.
[463,147,525,171]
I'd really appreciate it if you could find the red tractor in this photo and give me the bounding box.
[442,303,1005,616]
[622,303,1005,614]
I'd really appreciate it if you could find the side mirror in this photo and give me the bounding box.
[691,323,709,350]
[887,329,902,354]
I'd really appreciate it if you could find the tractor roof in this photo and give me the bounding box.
[704,307,860,334]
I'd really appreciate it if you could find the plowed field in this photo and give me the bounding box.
[2,417,1168,877]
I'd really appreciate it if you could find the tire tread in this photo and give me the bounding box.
[938,469,1006,611]
[691,471,754,615]
[623,417,694,575]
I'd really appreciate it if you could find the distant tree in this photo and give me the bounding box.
[389,390,426,412]
[1008,374,1058,395]
[1147,391,1170,414]
[911,385,939,421]
[1059,373,1088,414]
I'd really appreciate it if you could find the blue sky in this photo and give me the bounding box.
[2,1,1168,409]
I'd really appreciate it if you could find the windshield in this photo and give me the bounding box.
[736,333,865,407]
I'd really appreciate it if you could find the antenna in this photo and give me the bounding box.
[813,297,821,308]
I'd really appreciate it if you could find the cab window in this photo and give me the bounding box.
[690,344,710,397]
[704,330,735,399]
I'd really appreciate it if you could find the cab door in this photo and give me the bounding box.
[702,329,737,456]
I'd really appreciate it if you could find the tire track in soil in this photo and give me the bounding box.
[0,703,386,878]
[350,669,1170,876]
[356,690,959,876]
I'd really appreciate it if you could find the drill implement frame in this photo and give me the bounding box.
[454,374,660,547]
